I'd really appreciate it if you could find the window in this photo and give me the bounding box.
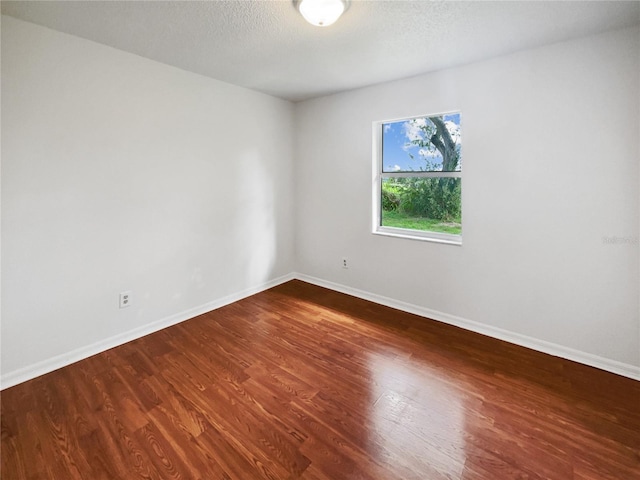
[373,112,462,244]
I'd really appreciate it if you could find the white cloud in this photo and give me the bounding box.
[403,118,428,142]
[383,124,391,133]
[445,120,461,144]
[400,116,461,158]
[419,148,439,158]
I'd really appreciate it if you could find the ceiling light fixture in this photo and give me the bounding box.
[295,0,350,27]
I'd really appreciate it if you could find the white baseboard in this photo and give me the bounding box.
[294,273,640,381]
[0,273,295,390]
[3,271,638,389]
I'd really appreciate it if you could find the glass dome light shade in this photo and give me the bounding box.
[297,0,349,27]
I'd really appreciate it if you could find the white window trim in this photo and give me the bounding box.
[372,114,462,246]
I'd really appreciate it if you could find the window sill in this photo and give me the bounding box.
[373,226,462,246]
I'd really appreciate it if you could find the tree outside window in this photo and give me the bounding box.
[375,112,462,243]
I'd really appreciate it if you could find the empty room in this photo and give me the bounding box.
[1,1,639,479]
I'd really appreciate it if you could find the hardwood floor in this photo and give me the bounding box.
[2,280,639,479]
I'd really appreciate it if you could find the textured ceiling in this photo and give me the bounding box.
[2,1,639,102]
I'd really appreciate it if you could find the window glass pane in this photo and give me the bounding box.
[382,113,461,173]
[381,177,461,235]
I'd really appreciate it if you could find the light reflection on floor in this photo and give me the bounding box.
[367,351,467,479]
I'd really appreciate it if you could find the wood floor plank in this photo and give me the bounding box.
[2,280,639,479]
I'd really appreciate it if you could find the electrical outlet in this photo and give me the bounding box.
[119,291,132,309]
[342,257,348,269]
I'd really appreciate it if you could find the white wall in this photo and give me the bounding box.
[1,16,295,383]
[2,16,639,386]
[294,26,640,372]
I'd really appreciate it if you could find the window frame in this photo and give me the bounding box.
[372,112,462,245]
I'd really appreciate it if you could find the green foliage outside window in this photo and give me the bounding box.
[380,113,462,236]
